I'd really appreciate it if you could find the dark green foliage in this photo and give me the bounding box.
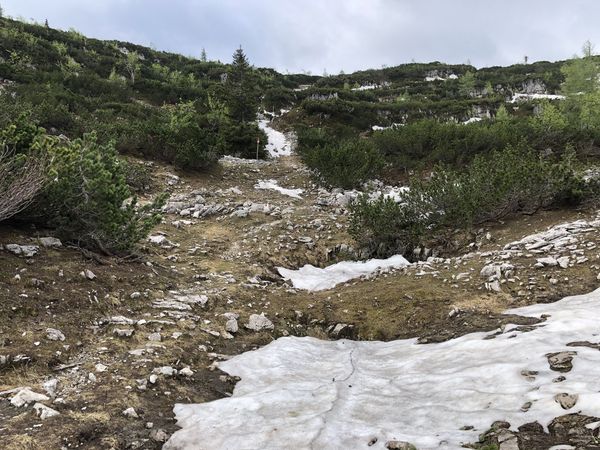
[221,121,267,159]
[349,194,425,258]
[372,114,600,171]
[0,17,299,167]
[39,132,166,254]
[0,118,165,254]
[226,47,260,123]
[123,160,155,194]
[302,139,385,189]
[350,145,590,258]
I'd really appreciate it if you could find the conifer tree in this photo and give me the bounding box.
[227,46,258,123]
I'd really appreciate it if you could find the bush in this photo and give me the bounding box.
[37,133,166,254]
[302,138,385,189]
[220,121,267,159]
[349,194,424,258]
[349,145,589,258]
[0,120,50,221]
[123,160,155,193]
[371,114,599,172]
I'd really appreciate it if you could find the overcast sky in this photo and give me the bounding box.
[2,0,599,74]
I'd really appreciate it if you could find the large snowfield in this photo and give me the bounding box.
[164,287,600,449]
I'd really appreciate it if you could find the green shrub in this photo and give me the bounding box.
[220,121,267,159]
[303,138,385,189]
[38,133,166,254]
[350,145,589,258]
[349,194,423,258]
[123,160,155,193]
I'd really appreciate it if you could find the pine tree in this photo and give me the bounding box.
[200,48,207,62]
[227,46,258,123]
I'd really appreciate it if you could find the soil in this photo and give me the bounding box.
[1,154,600,449]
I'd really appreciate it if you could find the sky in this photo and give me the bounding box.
[2,0,599,74]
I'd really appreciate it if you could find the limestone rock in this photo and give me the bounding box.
[123,407,139,418]
[6,244,39,258]
[547,351,577,372]
[246,314,274,331]
[385,441,416,450]
[46,328,65,341]
[555,392,578,410]
[39,237,62,248]
[10,388,49,407]
[33,402,60,419]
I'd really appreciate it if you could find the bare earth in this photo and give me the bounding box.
[1,153,600,449]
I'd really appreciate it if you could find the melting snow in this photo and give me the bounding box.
[277,255,410,291]
[165,288,600,449]
[509,93,565,103]
[462,117,483,125]
[255,179,303,199]
[258,119,293,157]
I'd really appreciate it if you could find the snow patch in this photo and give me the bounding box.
[277,254,410,291]
[165,288,600,449]
[258,119,294,157]
[372,123,403,131]
[255,179,303,199]
[509,93,565,103]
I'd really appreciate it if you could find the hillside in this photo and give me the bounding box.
[3,14,600,450]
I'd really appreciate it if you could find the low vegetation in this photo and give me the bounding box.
[302,138,385,189]
[349,145,591,258]
[1,117,165,255]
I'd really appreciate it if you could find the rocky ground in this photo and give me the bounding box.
[2,135,600,449]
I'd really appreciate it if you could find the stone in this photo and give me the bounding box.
[231,209,249,218]
[222,312,239,334]
[39,237,62,248]
[547,351,577,372]
[557,256,570,269]
[485,280,502,292]
[385,441,416,450]
[150,429,169,442]
[555,392,578,410]
[480,264,501,279]
[328,323,355,339]
[246,314,274,331]
[81,269,96,280]
[95,363,108,373]
[46,328,65,341]
[498,436,519,450]
[10,388,49,407]
[123,407,139,418]
[148,332,162,342]
[154,366,177,377]
[6,244,39,258]
[537,256,558,267]
[33,402,60,419]
[42,379,58,396]
[179,367,194,377]
[114,328,134,337]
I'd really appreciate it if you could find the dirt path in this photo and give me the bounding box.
[1,128,600,448]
